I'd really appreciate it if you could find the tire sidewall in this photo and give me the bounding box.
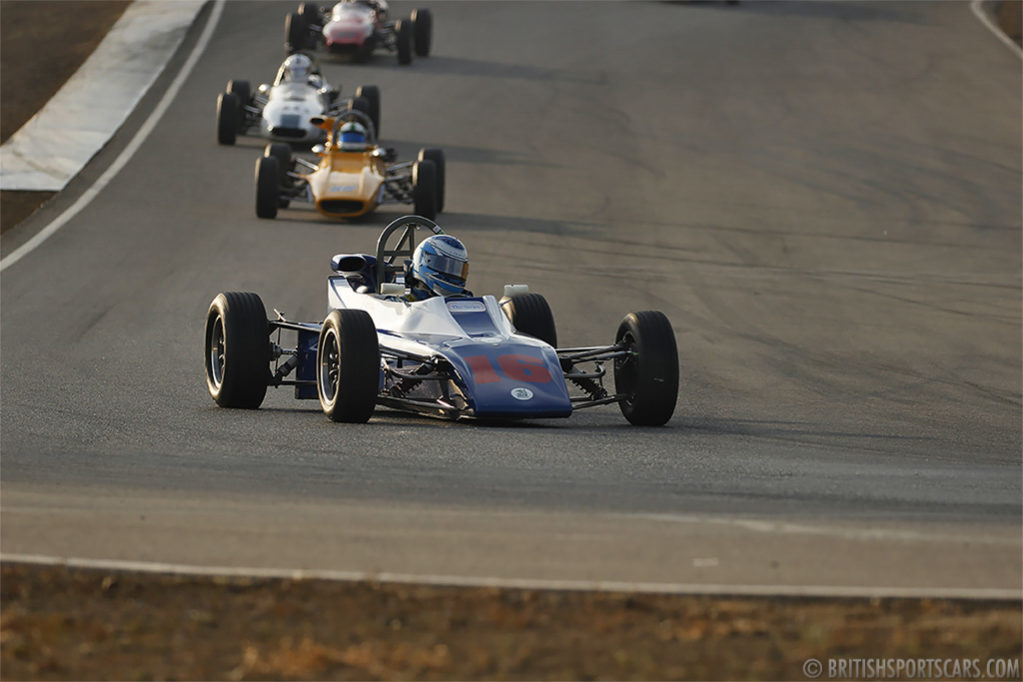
[316,309,380,422]
[255,155,280,218]
[614,311,679,426]
[417,148,445,213]
[204,292,270,409]
[412,159,437,219]
[217,92,238,145]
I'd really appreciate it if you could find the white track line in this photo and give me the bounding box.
[2,554,1019,601]
[971,0,1023,57]
[627,513,1021,546]
[0,1,204,192]
[0,0,225,273]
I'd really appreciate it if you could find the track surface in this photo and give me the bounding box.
[2,1,1020,592]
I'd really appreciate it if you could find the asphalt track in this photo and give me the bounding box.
[1,1,1020,596]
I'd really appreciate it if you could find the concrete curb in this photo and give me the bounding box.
[0,0,205,191]
[3,554,1020,601]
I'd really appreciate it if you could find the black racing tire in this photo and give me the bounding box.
[354,85,381,137]
[285,12,308,51]
[395,19,412,65]
[216,92,238,145]
[412,159,437,220]
[346,96,372,121]
[317,309,379,423]
[205,292,270,409]
[500,293,557,347]
[255,155,280,219]
[614,311,679,426]
[417,148,445,213]
[263,143,293,206]
[226,79,250,111]
[411,8,432,57]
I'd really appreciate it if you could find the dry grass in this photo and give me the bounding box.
[2,563,1020,680]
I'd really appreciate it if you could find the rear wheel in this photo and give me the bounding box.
[500,293,557,347]
[216,92,238,145]
[412,159,437,220]
[255,155,280,219]
[285,12,307,50]
[417,148,445,213]
[204,292,270,409]
[395,19,412,65]
[614,311,679,426]
[355,85,381,136]
[411,8,432,57]
[264,143,293,206]
[317,309,379,423]
[345,96,371,120]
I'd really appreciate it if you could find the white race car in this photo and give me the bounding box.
[215,53,381,146]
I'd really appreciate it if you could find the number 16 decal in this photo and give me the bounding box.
[465,354,552,384]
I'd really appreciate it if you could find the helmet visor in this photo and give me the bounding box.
[422,253,468,285]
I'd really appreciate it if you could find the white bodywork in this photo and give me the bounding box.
[259,82,334,144]
[327,277,523,359]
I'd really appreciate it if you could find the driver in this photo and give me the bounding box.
[406,235,469,300]
[338,121,369,151]
[279,52,324,88]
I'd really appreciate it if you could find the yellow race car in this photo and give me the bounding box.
[255,108,444,221]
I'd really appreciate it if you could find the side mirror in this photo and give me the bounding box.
[311,144,326,155]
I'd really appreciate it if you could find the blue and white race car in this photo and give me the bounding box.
[203,216,679,425]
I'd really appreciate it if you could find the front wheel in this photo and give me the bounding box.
[263,143,293,206]
[412,159,437,220]
[255,155,280,219]
[216,92,238,145]
[226,79,251,124]
[614,311,679,426]
[417,148,444,213]
[204,292,270,409]
[395,19,412,65]
[317,309,380,423]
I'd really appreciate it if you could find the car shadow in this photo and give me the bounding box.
[381,140,558,169]
[436,212,601,239]
[703,0,927,24]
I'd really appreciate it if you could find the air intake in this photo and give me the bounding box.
[320,200,364,214]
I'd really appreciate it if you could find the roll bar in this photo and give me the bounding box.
[374,215,444,293]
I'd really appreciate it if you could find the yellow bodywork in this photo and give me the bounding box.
[303,116,389,219]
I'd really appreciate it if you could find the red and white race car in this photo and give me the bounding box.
[285,0,432,65]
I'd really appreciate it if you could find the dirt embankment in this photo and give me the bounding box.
[0,1,129,233]
[2,563,1021,681]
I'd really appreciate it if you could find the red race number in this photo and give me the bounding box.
[465,354,552,384]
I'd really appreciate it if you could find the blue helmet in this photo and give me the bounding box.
[411,235,469,296]
[338,121,367,150]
